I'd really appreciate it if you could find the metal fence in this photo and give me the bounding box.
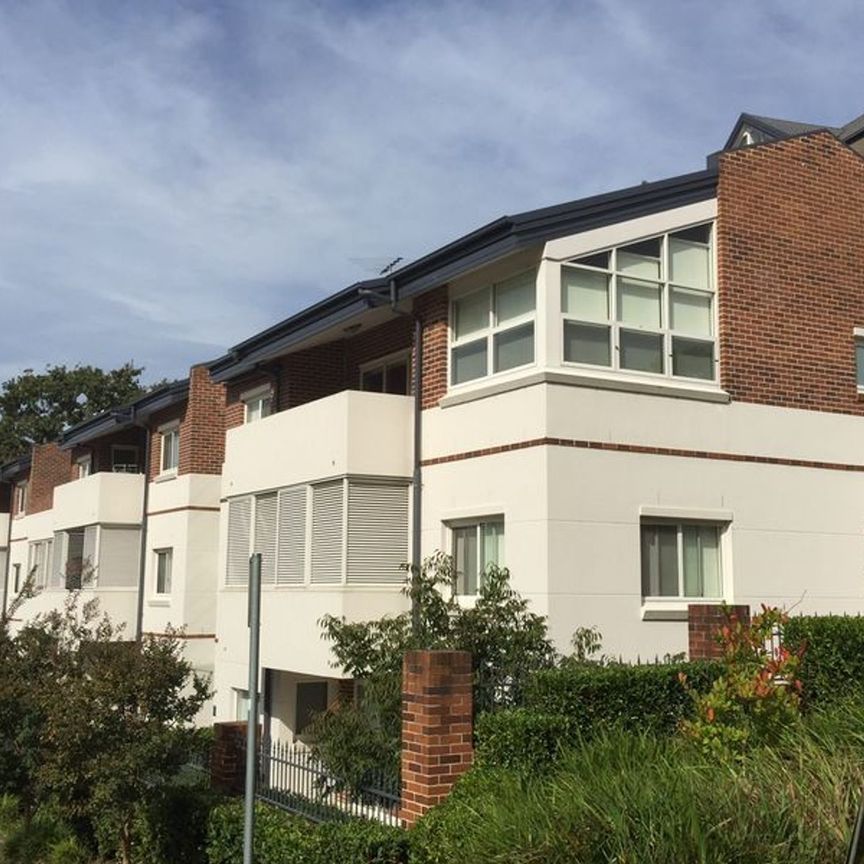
[256,738,401,827]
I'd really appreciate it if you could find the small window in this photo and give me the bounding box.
[243,387,274,424]
[76,455,92,479]
[855,334,864,389]
[360,354,410,395]
[451,519,505,595]
[155,548,173,595]
[160,426,180,473]
[450,270,537,386]
[12,563,21,593]
[13,481,27,517]
[111,446,139,474]
[641,521,723,599]
[296,681,328,735]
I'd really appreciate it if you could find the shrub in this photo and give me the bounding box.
[0,797,90,864]
[206,800,408,864]
[474,710,573,772]
[784,614,864,706]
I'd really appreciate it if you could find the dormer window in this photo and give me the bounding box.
[242,386,274,424]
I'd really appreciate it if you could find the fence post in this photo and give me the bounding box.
[400,650,473,828]
[688,603,751,660]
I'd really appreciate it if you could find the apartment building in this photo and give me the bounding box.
[0,367,225,719]
[204,111,864,740]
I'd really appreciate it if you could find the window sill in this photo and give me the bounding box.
[641,598,725,621]
[154,472,178,484]
[440,368,730,408]
[148,598,171,606]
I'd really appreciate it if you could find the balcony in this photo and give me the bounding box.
[53,472,145,531]
[222,390,414,498]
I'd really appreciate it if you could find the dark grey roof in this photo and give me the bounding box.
[723,112,841,151]
[208,167,718,382]
[58,378,190,449]
[0,454,31,482]
[840,112,864,142]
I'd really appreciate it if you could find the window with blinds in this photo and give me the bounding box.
[98,527,140,587]
[254,492,278,585]
[226,497,252,586]
[311,481,344,584]
[277,486,306,584]
[347,483,409,584]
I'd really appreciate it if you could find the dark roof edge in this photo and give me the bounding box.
[0,454,32,482]
[209,167,717,382]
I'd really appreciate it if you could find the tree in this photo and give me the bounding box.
[310,554,555,786]
[0,363,146,463]
[0,592,210,864]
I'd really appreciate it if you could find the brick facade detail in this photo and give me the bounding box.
[400,650,473,828]
[415,287,449,409]
[210,721,248,795]
[688,604,750,660]
[28,443,73,514]
[718,132,864,413]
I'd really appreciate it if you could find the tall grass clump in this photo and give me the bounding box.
[412,703,864,864]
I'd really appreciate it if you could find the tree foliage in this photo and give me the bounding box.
[310,554,555,785]
[0,591,210,864]
[0,362,146,463]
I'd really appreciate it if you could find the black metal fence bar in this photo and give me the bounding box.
[255,738,401,827]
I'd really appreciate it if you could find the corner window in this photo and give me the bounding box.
[562,224,715,381]
[111,446,139,474]
[155,548,173,595]
[13,481,28,517]
[641,521,723,599]
[360,353,410,395]
[160,424,180,473]
[76,455,92,479]
[243,387,274,424]
[451,518,505,595]
[450,270,536,386]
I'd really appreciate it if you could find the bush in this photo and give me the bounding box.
[0,797,90,864]
[474,710,573,772]
[206,800,408,864]
[784,614,864,706]
[412,706,864,864]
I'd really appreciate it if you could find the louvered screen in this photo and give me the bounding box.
[254,492,278,585]
[311,481,344,584]
[227,497,252,586]
[83,526,98,587]
[347,482,409,584]
[277,486,306,584]
[98,527,140,587]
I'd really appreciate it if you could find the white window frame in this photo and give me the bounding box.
[358,350,412,395]
[449,269,537,388]
[853,327,864,393]
[159,422,180,475]
[242,384,274,424]
[111,445,139,474]
[560,222,717,383]
[75,454,92,479]
[448,516,505,596]
[13,481,27,518]
[154,547,173,596]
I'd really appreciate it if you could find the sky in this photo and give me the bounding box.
[1,0,864,385]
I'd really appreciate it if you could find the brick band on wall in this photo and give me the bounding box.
[688,603,750,660]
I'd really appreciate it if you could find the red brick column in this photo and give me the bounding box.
[400,650,473,828]
[688,604,750,660]
[210,721,248,795]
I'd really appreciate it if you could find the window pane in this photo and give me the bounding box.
[670,237,710,289]
[682,527,701,596]
[620,330,663,374]
[671,288,712,336]
[454,290,489,339]
[452,339,488,384]
[361,368,385,392]
[495,271,535,324]
[385,361,409,395]
[494,323,534,372]
[261,396,273,418]
[571,250,610,270]
[683,526,721,597]
[672,337,714,380]
[454,526,478,594]
[563,322,611,366]
[641,524,678,596]
[700,527,721,597]
[617,278,662,328]
[562,267,609,321]
[157,550,172,594]
[617,238,661,280]
[857,341,864,387]
[480,522,504,570]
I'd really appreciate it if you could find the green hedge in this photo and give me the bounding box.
[784,615,864,706]
[206,800,408,864]
[475,661,721,770]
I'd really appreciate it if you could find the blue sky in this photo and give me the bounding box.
[1,0,863,384]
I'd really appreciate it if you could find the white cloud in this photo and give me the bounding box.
[0,0,863,382]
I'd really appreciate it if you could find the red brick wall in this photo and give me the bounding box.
[28,443,73,514]
[345,316,413,386]
[718,132,864,413]
[688,604,750,660]
[210,721,248,795]
[180,366,226,475]
[415,287,449,409]
[73,428,146,476]
[400,649,473,827]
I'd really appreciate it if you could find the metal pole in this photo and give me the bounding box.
[411,314,423,637]
[134,423,151,641]
[243,553,262,864]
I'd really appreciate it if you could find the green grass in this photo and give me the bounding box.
[411,702,864,864]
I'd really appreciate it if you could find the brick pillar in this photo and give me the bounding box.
[400,650,473,828]
[210,721,248,795]
[688,604,750,660]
